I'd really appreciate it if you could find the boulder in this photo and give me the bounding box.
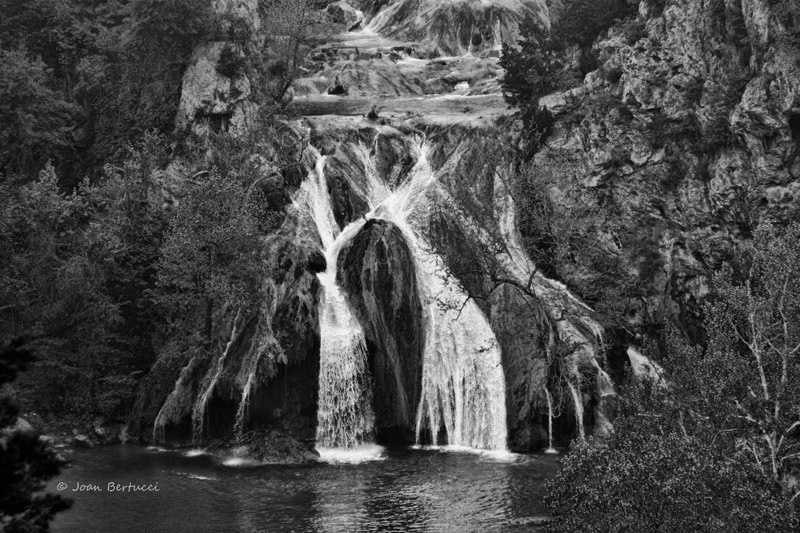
[72,434,96,449]
[326,1,365,28]
[175,42,255,135]
[214,429,320,464]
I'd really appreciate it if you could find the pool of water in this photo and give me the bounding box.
[49,445,560,533]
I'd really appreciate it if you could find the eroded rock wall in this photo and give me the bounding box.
[532,0,800,341]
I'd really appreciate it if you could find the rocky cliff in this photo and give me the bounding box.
[530,0,800,355]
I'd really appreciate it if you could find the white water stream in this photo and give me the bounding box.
[298,138,509,453]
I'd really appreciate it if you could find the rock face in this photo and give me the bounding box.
[529,0,800,343]
[338,219,424,441]
[175,42,256,134]
[175,0,261,134]
[367,0,549,55]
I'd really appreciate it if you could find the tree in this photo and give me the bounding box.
[0,139,168,418]
[545,223,800,530]
[155,170,267,342]
[0,340,72,532]
[546,417,797,532]
[699,223,800,489]
[500,30,563,159]
[501,1,639,159]
[0,48,78,177]
[556,0,639,49]
[258,0,339,103]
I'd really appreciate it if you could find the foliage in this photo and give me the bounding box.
[0,48,78,177]
[500,31,566,159]
[0,135,168,418]
[501,1,638,159]
[216,44,247,79]
[0,0,219,178]
[258,0,341,102]
[699,223,800,487]
[155,170,268,341]
[90,0,217,164]
[128,0,216,53]
[0,340,72,532]
[557,0,639,49]
[545,223,800,531]
[547,419,797,532]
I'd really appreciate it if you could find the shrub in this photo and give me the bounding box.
[0,341,72,531]
[546,224,800,531]
[557,0,639,49]
[546,421,798,532]
[216,43,247,79]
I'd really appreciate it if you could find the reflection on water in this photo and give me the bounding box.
[50,446,559,533]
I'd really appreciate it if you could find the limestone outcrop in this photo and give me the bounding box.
[175,0,261,134]
[530,0,800,345]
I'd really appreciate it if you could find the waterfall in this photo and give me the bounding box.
[544,388,558,454]
[298,150,376,449]
[410,243,508,450]
[192,312,242,442]
[233,351,261,440]
[363,140,508,450]
[567,382,585,440]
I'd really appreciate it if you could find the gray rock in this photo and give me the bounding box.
[72,434,96,449]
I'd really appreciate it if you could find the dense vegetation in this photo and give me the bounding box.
[547,224,800,530]
[1,341,72,531]
[500,0,800,528]
[0,0,328,425]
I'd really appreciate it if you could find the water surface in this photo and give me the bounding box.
[50,445,559,533]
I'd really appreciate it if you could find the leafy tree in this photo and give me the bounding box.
[0,48,78,177]
[0,340,72,532]
[545,223,800,530]
[258,0,339,102]
[500,32,562,159]
[128,0,216,54]
[90,0,217,163]
[0,136,168,418]
[697,223,800,487]
[546,417,797,532]
[155,170,267,341]
[556,0,639,49]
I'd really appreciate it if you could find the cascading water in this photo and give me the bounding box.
[567,382,585,440]
[544,388,558,454]
[356,139,509,451]
[192,312,242,442]
[297,150,376,450]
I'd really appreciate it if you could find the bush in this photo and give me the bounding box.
[0,48,78,177]
[216,44,247,79]
[1,340,72,531]
[546,224,800,531]
[546,421,798,532]
[557,0,639,49]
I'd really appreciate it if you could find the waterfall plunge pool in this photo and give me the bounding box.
[49,445,559,532]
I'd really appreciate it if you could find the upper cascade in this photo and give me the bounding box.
[366,0,549,55]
